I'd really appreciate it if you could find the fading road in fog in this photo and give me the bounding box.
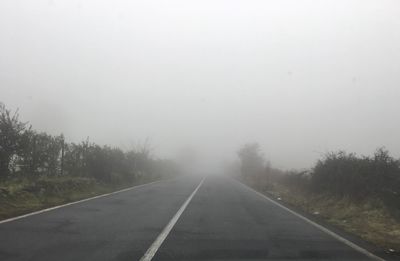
[0,176,383,261]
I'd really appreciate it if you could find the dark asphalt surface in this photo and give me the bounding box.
[0,175,378,261]
[0,177,201,261]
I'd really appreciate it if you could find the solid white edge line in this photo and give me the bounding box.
[139,177,205,261]
[0,179,170,225]
[233,179,385,261]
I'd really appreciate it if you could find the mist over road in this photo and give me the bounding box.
[0,176,378,261]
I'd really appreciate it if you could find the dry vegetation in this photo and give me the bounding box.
[264,182,400,253]
[0,103,179,220]
[237,143,400,255]
[0,174,163,221]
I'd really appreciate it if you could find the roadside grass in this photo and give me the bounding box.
[0,175,157,221]
[253,181,400,254]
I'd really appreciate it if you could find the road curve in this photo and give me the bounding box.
[0,175,382,261]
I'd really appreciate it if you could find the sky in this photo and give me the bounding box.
[1,0,400,170]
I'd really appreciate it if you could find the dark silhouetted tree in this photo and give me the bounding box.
[0,103,27,178]
[237,143,265,183]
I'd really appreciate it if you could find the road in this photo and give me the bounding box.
[0,175,383,261]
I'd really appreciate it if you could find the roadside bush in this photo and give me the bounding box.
[236,142,400,213]
[0,102,180,186]
[310,149,400,208]
[280,170,311,191]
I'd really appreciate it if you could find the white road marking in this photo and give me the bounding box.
[234,179,385,261]
[139,177,205,261]
[0,179,168,225]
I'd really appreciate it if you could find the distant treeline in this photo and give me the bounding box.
[237,143,400,210]
[0,103,179,183]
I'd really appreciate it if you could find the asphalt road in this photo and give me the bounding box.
[0,175,382,261]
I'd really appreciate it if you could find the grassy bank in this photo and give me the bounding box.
[0,103,181,220]
[246,180,400,255]
[0,175,160,221]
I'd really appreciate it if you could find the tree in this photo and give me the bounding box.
[0,103,27,177]
[237,143,265,182]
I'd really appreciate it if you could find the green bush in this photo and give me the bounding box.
[0,102,180,184]
[310,148,400,208]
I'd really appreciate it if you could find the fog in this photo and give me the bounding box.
[1,0,400,171]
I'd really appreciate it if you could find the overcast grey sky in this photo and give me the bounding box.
[1,0,400,170]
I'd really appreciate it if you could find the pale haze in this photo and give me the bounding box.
[1,0,400,170]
